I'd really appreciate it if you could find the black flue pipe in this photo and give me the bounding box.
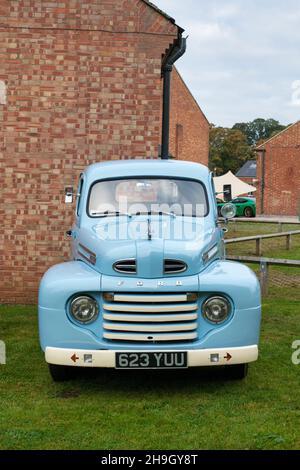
[161,37,187,160]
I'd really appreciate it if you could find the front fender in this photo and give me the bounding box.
[200,260,261,309]
[38,261,101,351]
[39,261,101,309]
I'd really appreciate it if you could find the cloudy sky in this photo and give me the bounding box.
[153,0,300,127]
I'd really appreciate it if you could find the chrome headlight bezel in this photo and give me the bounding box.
[69,295,99,325]
[202,296,232,324]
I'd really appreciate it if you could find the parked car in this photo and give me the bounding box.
[217,197,256,218]
[39,160,261,382]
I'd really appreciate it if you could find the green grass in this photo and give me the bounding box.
[0,297,299,450]
[228,222,299,237]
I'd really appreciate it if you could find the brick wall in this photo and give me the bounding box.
[256,121,300,217]
[169,69,209,163]
[0,0,209,304]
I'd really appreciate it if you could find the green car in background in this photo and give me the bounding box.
[217,197,256,218]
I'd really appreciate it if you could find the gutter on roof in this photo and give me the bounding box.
[160,33,187,159]
[142,0,184,32]
[141,1,186,159]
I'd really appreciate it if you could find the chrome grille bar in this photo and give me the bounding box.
[103,332,198,342]
[103,303,198,313]
[112,293,189,303]
[103,322,198,333]
[103,313,198,323]
[102,292,199,344]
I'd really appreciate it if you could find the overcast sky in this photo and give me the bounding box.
[153,0,300,127]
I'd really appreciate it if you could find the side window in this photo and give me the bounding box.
[76,175,84,217]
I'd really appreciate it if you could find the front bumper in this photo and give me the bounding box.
[45,345,258,368]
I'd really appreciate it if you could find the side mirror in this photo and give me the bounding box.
[221,203,236,221]
[65,187,74,204]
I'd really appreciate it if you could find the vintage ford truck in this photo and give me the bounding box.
[39,159,261,381]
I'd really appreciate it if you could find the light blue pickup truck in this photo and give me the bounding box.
[39,159,261,381]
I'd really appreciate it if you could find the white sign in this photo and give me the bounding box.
[0,81,7,105]
[0,341,6,364]
[292,340,300,365]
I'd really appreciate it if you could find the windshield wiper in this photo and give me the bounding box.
[90,210,132,218]
[91,210,177,219]
[134,211,177,218]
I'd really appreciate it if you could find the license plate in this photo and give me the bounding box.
[115,352,188,370]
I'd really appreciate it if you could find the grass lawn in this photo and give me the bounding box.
[0,293,299,450]
[0,222,299,450]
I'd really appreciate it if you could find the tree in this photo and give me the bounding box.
[233,118,287,146]
[209,126,254,175]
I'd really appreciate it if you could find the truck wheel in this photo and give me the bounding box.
[227,364,249,380]
[48,364,76,382]
[244,207,253,218]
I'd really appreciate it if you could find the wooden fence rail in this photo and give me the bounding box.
[226,255,300,296]
[228,218,300,233]
[225,230,300,256]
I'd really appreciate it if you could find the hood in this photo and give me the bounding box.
[73,216,222,278]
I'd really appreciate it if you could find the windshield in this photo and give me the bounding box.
[88,178,208,218]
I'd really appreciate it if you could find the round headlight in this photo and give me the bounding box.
[202,296,231,324]
[70,296,99,324]
[221,203,236,220]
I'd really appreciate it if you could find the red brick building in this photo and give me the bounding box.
[0,0,209,303]
[256,121,300,216]
[170,69,209,163]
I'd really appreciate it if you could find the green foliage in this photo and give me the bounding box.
[210,118,288,175]
[233,118,287,146]
[209,126,254,175]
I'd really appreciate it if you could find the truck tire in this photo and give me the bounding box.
[227,363,249,380]
[48,364,76,382]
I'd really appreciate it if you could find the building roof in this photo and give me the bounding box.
[256,120,300,149]
[236,160,257,178]
[141,0,176,25]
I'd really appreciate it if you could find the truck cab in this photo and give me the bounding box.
[39,159,261,381]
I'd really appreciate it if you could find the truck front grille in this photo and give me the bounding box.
[102,292,199,343]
